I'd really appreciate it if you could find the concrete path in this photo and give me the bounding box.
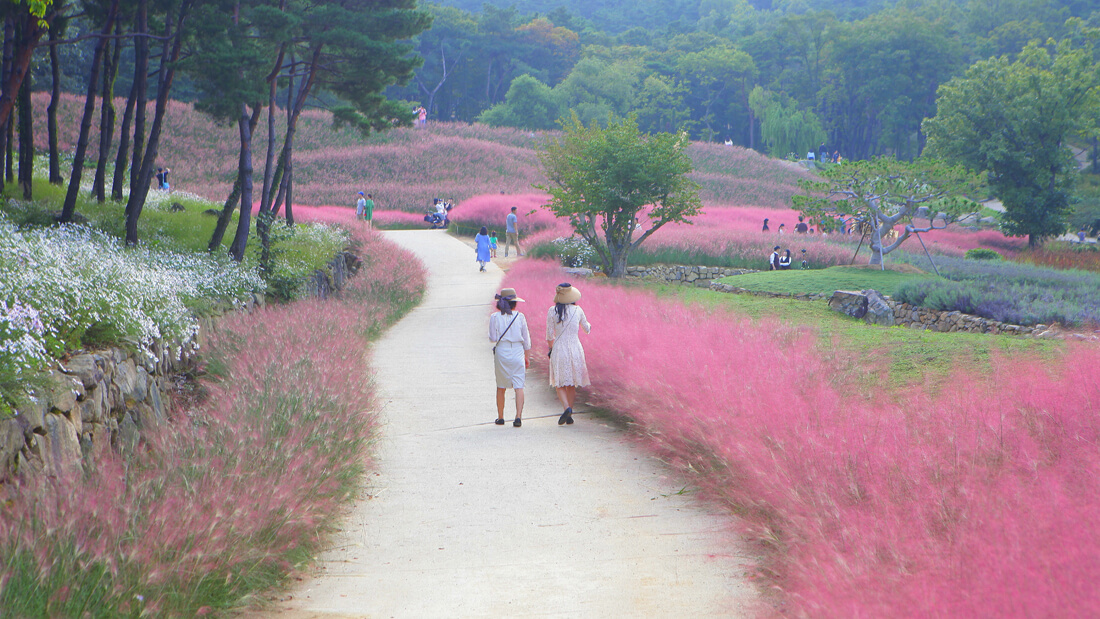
[272,230,755,618]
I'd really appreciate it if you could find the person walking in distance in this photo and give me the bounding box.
[475,226,492,272]
[505,206,522,257]
[547,283,591,426]
[356,192,367,221]
[769,246,780,270]
[363,193,375,229]
[489,288,532,426]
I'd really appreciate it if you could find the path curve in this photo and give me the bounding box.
[273,230,755,618]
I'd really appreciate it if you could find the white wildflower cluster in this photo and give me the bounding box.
[0,215,265,363]
[552,236,599,268]
[0,298,49,378]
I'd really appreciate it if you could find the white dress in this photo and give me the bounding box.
[489,311,531,389]
[546,305,591,387]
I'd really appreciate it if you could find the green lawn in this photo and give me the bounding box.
[648,282,1060,391]
[717,265,932,296]
[2,179,342,274]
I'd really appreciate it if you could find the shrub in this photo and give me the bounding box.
[965,247,1002,260]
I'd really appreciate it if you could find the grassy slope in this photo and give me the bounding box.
[643,281,1059,390]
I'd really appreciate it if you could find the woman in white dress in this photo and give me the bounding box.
[489,288,531,426]
[546,283,591,425]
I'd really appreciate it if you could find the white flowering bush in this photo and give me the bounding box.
[551,236,600,269]
[0,216,265,364]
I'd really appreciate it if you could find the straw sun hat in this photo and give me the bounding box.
[554,283,581,304]
[497,288,525,302]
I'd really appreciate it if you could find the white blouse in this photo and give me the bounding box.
[489,311,531,349]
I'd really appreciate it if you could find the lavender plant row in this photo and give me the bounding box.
[892,253,1100,326]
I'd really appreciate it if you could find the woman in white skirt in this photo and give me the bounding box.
[546,283,591,425]
[489,288,532,426]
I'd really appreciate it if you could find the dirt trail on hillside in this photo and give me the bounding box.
[267,230,756,618]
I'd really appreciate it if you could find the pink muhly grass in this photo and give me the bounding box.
[503,258,1100,618]
[448,193,563,235]
[0,218,425,615]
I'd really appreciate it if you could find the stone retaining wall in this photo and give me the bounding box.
[888,300,1057,337]
[0,340,199,482]
[625,264,757,287]
[1,250,362,482]
[708,280,1066,339]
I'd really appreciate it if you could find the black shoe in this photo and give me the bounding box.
[495,418,505,425]
[558,407,572,425]
[513,418,522,427]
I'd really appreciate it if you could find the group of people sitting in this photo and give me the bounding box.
[769,246,807,271]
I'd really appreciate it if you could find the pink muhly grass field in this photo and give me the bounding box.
[448,193,564,235]
[0,221,425,615]
[504,258,1100,617]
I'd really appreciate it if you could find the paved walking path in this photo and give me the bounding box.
[273,230,754,618]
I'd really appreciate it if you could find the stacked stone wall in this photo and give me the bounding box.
[625,264,757,287]
[1,249,361,481]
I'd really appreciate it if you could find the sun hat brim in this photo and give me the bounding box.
[498,288,525,302]
[554,284,581,304]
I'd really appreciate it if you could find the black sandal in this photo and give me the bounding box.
[495,418,505,425]
[513,418,522,427]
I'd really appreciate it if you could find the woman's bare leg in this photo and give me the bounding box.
[564,386,577,409]
[555,386,570,410]
[514,388,524,419]
[496,388,506,420]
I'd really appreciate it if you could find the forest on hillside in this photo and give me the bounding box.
[388,0,1099,161]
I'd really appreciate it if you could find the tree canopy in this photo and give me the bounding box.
[924,29,1100,246]
[537,114,702,277]
[793,158,984,265]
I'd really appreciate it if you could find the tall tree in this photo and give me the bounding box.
[124,0,194,245]
[924,29,1100,246]
[538,114,702,278]
[0,0,53,130]
[59,0,118,223]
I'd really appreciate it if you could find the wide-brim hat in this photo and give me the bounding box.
[498,287,525,302]
[554,283,581,304]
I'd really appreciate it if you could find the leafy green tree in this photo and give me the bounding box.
[675,45,756,141]
[553,56,643,126]
[477,74,562,129]
[537,114,702,277]
[820,9,965,159]
[748,86,826,158]
[924,32,1100,247]
[793,157,983,265]
[634,74,691,134]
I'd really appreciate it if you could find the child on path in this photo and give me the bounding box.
[490,231,498,257]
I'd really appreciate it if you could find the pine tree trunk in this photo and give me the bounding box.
[47,19,63,184]
[17,48,32,200]
[92,32,121,202]
[126,0,149,213]
[60,2,116,223]
[229,105,255,262]
[111,79,137,201]
[209,107,259,252]
[126,0,191,246]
